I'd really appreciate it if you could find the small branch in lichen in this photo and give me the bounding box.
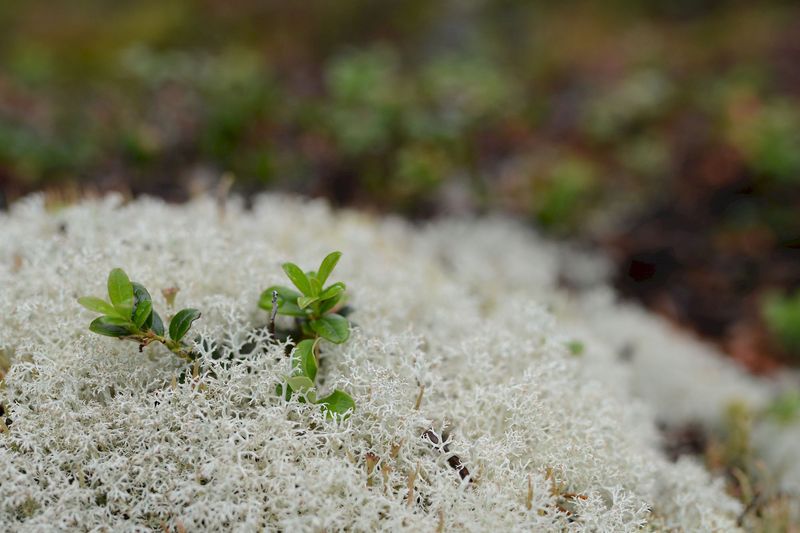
[407,461,420,508]
[268,290,278,338]
[422,428,471,482]
[124,331,195,363]
[527,474,533,510]
[413,385,424,410]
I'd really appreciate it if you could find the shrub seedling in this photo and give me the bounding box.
[78,268,201,363]
[259,251,355,418]
[259,251,350,343]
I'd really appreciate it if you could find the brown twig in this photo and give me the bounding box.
[413,385,425,410]
[422,428,471,482]
[268,290,278,338]
[407,462,420,508]
[737,491,762,527]
[527,474,533,510]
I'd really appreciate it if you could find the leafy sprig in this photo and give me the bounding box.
[261,252,355,418]
[259,251,349,344]
[78,268,201,362]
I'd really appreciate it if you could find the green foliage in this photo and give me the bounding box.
[533,156,598,232]
[78,268,200,363]
[262,251,355,418]
[316,390,356,417]
[107,268,134,318]
[78,261,354,418]
[734,102,800,183]
[260,251,350,344]
[310,314,349,344]
[292,339,319,382]
[764,391,800,425]
[169,308,202,342]
[566,340,585,356]
[762,290,800,357]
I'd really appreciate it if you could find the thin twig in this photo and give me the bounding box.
[268,290,278,337]
[422,428,471,482]
[737,491,762,527]
[407,461,420,508]
[527,474,533,510]
[413,385,425,410]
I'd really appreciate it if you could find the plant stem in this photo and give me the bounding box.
[136,331,195,363]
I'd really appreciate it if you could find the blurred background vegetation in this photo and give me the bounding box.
[1,0,799,370]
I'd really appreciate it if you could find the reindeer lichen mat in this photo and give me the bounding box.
[0,194,791,531]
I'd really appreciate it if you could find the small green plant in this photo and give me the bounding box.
[78,268,201,363]
[259,251,349,344]
[260,251,355,418]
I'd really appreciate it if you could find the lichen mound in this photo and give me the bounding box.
[0,195,751,530]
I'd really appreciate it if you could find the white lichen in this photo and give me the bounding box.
[0,193,779,530]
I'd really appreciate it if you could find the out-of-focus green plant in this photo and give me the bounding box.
[584,69,673,142]
[532,155,598,232]
[764,391,800,425]
[729,100,800,183]
[391,144,449,203]
[420,54,520,136]
[323,47,405,156]
[762,290,800,357]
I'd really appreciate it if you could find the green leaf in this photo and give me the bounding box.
[318,283,346,314]
[308,275,322,297]
[292,339,318,382]
[318,293,344,315]
[107,268,134,318]
[169,308,201,342]
[282,262,312,296]
[89,316,134,337]
[297,295,319,310]
[317,251,342,287]
[317,389,355,418]
[320,282,345,301]
[286,375,314,393]
[132,299,151,329]
[132,282,151,302]
[277,301,305,317]
[131,282,153,329]
[310,314,350,344]
[150,310,165,336]
[258,286,305,317]
[77,296,118,316]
